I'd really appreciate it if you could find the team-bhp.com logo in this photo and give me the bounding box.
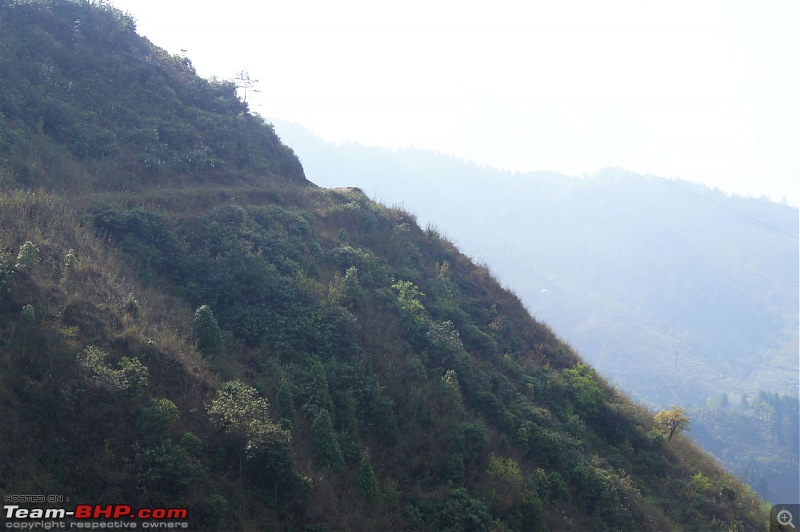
[4,503,189,529]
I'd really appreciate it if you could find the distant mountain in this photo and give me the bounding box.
[272,119,800,502]
[0,2,778,529]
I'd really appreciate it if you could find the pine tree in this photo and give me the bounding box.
[357,451,380,502]
[276,375,295,426]
[311,409,343,471]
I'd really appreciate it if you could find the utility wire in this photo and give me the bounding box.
[653,176,799,243]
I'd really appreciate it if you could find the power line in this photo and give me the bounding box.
[653,177,799,243]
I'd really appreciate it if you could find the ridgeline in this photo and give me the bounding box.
[0,1,769,529]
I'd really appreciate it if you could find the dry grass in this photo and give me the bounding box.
[0,190,216,395]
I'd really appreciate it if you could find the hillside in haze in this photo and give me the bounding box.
[0,1,775,529]
[272,120,800,502]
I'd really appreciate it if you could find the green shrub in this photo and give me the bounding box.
[487,453,524,511]
[116,357,150,392]
[311,409,344,471]
[136,398,179,440]
[562,363,604,419]
[191,304,222,354]
[690,472,712,495]
[77,346,149,393]
[124,292,140,316]
[63,248,79,279]
[206,380,274,444]
[137,439,204,502]
[392,279,428,335]
[720,483,737,504]
[21,304,36,328]
[408,488,491,532]
[357,452,380,502]
[15,240,39,271]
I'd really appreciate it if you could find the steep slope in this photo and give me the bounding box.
[272,119,800,502]
[269,122,798,405]
[0,1,770,530]
[0,0,306,191]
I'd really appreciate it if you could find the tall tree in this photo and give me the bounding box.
[311,409,344,471]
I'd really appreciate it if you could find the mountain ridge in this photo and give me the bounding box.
[269,119,798,400]
[270,118,800,502]
[0,1,773,529]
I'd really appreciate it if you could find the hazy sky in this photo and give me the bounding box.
[110,0,798,205]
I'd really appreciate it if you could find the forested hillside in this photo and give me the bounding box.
[0,1,771,529]
[272,119,800,503]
